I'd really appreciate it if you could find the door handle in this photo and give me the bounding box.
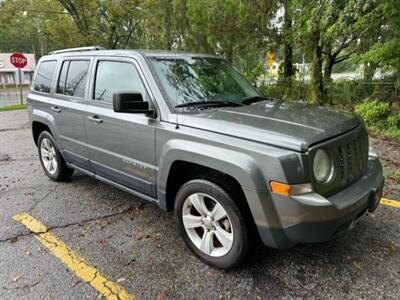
[51,106,61,113]
[87,115,103,124]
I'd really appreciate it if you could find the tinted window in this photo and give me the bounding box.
[94,61,148,103]
[34,60,57,93]
[57,60,89,98]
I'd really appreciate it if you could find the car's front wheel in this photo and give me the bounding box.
[38,131,74,181]
[175,179,249,269]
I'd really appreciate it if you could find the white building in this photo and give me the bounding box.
[0,53,36,86]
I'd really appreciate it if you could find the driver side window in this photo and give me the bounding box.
[93,60,148,104]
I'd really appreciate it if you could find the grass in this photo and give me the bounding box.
[385,169,400,183]
[0,103,27,111]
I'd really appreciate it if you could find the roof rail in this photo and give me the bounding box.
[49,46,105,55]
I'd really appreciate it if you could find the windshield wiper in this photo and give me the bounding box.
[175,100,243,109]
[241,96,268,105]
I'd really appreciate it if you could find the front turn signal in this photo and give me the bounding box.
[269,181,312,196]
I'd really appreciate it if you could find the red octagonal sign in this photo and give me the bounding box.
[10,53,28,69]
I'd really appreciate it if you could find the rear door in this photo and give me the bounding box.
[85,57,157,197]
[51,57,92,169]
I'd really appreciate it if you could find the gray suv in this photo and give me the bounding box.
[28,46,384,269]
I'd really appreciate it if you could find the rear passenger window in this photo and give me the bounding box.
[34,60,57,93]
[57,60,90,98]
[93,61,148,104]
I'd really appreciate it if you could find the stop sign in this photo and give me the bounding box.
[10,53,27,68]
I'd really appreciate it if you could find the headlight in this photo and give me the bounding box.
[313,149,333,183]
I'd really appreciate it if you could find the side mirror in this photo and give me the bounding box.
[113,92,155,116]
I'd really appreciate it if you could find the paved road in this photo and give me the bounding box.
[1,110,399,299]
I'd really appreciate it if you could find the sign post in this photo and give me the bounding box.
[10,53,28,105]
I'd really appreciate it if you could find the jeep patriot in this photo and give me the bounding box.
[27,46,384,268]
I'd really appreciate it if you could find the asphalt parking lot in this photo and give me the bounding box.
[1,110,399,299]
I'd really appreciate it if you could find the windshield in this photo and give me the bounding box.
[148,56,261,108]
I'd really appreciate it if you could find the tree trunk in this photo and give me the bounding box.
[282,0,295,79]
[324,55,334,81]
[311,30,325,104]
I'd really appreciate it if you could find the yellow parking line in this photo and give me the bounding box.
[13,213,134,300]
[381,198,400,208]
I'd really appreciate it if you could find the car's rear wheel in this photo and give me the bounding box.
[175,179,249,269]
[38,131,74,181]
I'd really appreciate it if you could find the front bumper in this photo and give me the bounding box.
[258,157,384,249]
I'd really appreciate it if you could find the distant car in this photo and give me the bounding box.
[27,47,384,269]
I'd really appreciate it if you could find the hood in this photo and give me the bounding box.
[179,100,361,152]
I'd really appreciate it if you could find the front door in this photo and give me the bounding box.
[85,58,157,197]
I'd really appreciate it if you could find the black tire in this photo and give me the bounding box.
[174,179,249,269]
[37,131,74,181]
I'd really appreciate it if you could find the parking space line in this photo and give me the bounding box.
[13,213,135,300]
[381,198,400,208]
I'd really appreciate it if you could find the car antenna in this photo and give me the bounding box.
[173,11,179,130]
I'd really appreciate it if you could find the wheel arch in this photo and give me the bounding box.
[31,109,58,146]
[157,141,269,238]
[32,121,52,146]
[158,140,265,192]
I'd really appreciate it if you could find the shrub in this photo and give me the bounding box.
[355,98,390,127]
[355,98,400,139]
[260,80,311,102]
[260,80,397,108]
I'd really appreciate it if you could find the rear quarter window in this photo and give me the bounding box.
[34,60,57,93]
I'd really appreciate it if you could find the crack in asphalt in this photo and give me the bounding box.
[27,186,58,213]
[0,204,137,244]
[0,183,57,195]
[2,281,40,291]
[0,126,29,133]
[2,157,38,163]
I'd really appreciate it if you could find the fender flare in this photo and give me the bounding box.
[31,109,60,144]
[157,139,266,193]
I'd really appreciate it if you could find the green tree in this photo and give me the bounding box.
[0,0,82,55]
[56,0,144,49]
[183,0,276,78]
[359,0,400,78]
[293,0,382,103]
[141,0,174,49]
[280,0,295,79]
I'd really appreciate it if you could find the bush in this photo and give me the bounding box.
[259,80,311,102]
[355,98,400,139]
[355,99,390,126]
[260,80,397,108]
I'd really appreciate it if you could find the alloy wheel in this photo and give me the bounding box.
[181,192,234,257]
[40,138,58,175]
